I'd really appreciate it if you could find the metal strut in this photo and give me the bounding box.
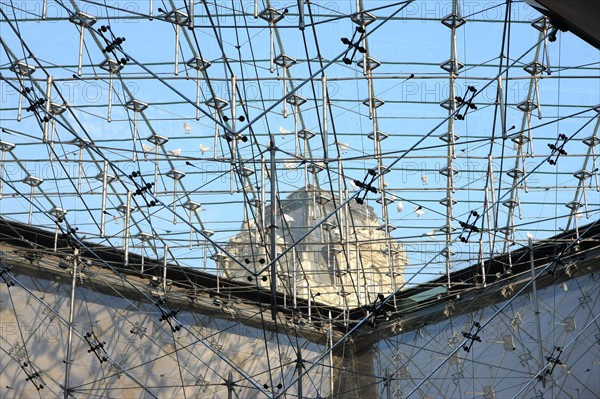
[270,138,277,321]
[529,237,547,387]
[64,248,78,399]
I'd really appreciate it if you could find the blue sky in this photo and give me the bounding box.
[1,1,599,286]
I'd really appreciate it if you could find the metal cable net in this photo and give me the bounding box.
[1,1,599,398]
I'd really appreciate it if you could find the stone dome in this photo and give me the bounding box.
[220,187,406,308]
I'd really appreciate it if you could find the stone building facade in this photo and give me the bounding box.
[220,187,407,308]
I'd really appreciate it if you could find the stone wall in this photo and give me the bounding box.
[0,267,332,398]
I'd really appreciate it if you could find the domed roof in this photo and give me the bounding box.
[220,186,406,308]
